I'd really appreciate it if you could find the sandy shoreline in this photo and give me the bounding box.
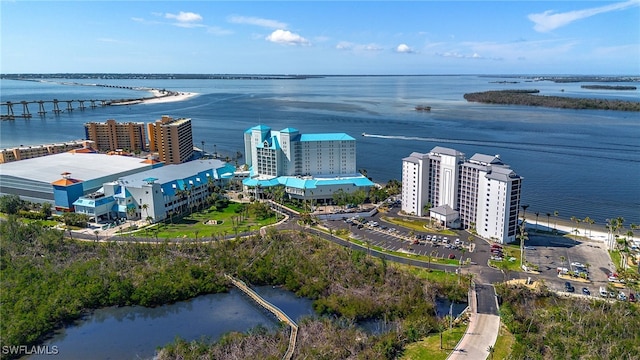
[141,89,199,104]
[107,88,199,106]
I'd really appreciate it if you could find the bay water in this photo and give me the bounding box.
[1,76,638,225]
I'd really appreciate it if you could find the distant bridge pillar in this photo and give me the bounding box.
[21,101,32,118]
[65,101,74,112]
[101,100,108,106]
[52,99,62,114]
[78,100,86,110]
[90,100,97,108]
[38,101,46,115]
[5,101,15,118]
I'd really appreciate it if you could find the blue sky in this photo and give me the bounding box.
[1,1,639,75]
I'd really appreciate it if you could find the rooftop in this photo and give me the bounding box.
[0,152,154,184]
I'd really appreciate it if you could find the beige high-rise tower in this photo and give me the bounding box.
[84,119,147,152]
[147,115,193,164]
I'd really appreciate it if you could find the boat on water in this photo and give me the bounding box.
[415,105,431,112]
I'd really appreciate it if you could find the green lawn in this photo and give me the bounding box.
[492,323,515,360]
[130,202,278,239]
[402,323,468,360]
[382,216,458,236]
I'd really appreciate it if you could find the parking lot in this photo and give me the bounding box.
[325,216,474,263]
[523,232,617,292]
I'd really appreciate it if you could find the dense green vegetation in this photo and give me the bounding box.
[581,85,636,90]
[496,284,640,360]
[464,90,640,111]
[0,216,468,359]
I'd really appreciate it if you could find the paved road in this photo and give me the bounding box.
[447,284,500,360]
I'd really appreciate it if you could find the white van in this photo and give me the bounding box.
[599,287,608,297]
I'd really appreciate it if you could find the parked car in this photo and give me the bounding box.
[629,293,636,302]
[448,253,455,259]
[564,282,575,293]
[582,287,590,296]
[599,287,608,297]
[618,292,627,301]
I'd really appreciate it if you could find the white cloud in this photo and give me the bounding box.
[396,44,415,53]
[227,15,287,29]
[336,41,383,52]
[266,29,310,46]
[165,11,204,28]
[528,0,640,32]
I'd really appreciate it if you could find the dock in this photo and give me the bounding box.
[225,274,298,360]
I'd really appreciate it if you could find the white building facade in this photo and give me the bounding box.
[244,125,356,178]
[243,125,372,202]
[402,146,522,243]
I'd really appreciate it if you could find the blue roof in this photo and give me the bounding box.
[299,133,354,142]
[242,175,373,190]
[280,127,299,133]
[73,195,115,207]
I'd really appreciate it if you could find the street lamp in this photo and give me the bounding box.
[520,204,529,270]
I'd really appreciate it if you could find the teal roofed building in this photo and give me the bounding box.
[243,125,372,203]
[100,159,235,223]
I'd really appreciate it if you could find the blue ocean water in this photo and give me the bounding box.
[1,76,638,225]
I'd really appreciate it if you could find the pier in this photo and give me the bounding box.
[225,274,298,360]
[2,98,130,120]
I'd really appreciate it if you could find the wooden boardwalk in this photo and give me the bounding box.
[225,274,298,360]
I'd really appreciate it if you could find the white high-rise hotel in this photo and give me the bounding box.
[242,125,374,201]
[402,146,522,243]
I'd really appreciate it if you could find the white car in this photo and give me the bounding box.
[618,292,627,301]
[571,262,585,268]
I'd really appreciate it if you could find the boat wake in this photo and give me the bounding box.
[361,133,639,162]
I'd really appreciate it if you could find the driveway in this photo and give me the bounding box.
[447,284,500,360]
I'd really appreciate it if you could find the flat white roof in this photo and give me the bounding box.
[0,152,153,184]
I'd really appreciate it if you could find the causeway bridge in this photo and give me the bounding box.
[0,96,158,120]
[225,274,299,360]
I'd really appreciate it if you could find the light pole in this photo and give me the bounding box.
[520,204,529,270]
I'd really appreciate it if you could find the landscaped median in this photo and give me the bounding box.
[381,216,458,236]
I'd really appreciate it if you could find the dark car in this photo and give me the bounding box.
[630,293,636,302]
[565,282,575,292]
[448,253,455,259]
[582,287,590,296]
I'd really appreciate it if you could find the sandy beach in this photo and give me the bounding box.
[141,89,199,104]
[108,88,199,106]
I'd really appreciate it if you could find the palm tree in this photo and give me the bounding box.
[553,210,559,233]
[560,255,566,271]
[423,202,432,218]
[546,212,551,232]
[534,212,539,231]
[94,230,100,242]
[487,345,495,360]
[583,216,594,238]
[142,203,149,219]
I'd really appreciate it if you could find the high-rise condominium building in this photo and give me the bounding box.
[147,115,193,164]
[402,146,522,243]
[84,119,147,152]
[244,125,356,178]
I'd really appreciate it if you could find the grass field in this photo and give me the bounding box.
[401,323,468,360]
[131,202,278,240]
